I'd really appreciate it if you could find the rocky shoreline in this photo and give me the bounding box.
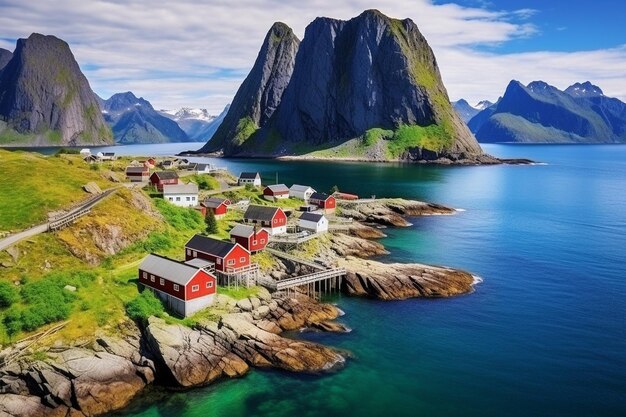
[0,197,481,417]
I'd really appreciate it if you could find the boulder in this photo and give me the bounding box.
[82,182,102,195]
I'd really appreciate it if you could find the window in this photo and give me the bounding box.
[193,250,197,257]
[192,285,199,292]
[168,197,173,201]
[206,282,213,289]
[160,278,165,286]
[273,219,277,224]
[176,197,181,201]
[240,257,246,263]
[260,239,265,244]
[142,272,147,279]
[150,275,155,282]
[192,196,196,201]
[186,249,191,256]
[217,258,221,265]
[227,259,235,266]
[253,240,257,245]
[173,284,179,291]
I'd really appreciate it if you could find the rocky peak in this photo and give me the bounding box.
[201,21,300,152]
[103,91,153,113]
[0,33,112,145]
[565,81,604,97]
[0,48,12,72]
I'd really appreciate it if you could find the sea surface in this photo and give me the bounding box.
[82,143,624,417]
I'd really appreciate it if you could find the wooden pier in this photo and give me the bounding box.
[218,263,259,288]
[259,268,345,300]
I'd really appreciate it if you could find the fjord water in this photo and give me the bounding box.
[116,144,626,417]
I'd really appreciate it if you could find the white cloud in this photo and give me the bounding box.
[0,0,624,112]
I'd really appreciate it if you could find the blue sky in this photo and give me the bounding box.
[0,0,624,112]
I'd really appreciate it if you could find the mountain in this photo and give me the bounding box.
[475,100,494,110]
[203,22,300,152]
[0,34,112,146]
[199,10,486,163]
[468,80,626,143]
[100,92,189,144]
[160,105,230,141]
[452,99,481,123]
[0,48,12,73]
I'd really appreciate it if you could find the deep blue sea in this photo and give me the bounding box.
[90,143,625,417]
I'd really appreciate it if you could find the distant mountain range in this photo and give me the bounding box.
[159,105,229,141]
[99,92,191,144]
[467,80,626,143]
[0,34,112,146]
[199,9,490,163]
[452,99,494,123]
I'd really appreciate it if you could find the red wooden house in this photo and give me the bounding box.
[230,224,269,253]
[150,171,179,191]
[243,205,287,235]
[138,253,216,317]
[125,166,149,182]
[263,184,289,201]
[201,198,231,219]
[185,234,250,273]
[309,192,336,213]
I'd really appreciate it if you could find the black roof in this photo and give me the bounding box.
[310,192,331,201]
[202,197,229,209]
[239,172,260,179]
[300,212,325,222]
[126,166,148,173]
[244,205,281,222]
[152,171,179,180]
[185,234,237,258]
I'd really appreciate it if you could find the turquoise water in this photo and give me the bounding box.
[104,144,625,416]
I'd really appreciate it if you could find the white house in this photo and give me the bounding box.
[96,152,117,161]
[163,183,199,207]
[238,172,261,187]
[298,212,328,233]
[79,148,91,156]
[196,163,214,174]
[289,184,316,201]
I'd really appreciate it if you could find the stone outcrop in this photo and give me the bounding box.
[338,198,455,227]
[0,324,154,417]
[0,34,112,146]
[339,257,476,300]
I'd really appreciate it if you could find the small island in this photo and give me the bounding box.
[0,149,478,417]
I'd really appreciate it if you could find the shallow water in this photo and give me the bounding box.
[97,143,626,417]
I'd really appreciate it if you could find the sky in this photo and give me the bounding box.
[0,0,624,113]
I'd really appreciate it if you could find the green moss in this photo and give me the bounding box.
[233,117,258,146]
[387,124,453,157]
[363,128,393,146]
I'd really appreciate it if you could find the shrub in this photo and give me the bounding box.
[3,308,23,336]
[126,290,164,324]
[205,211,218,235]
[0,282,18,308]
[154,199,204,231]
[245,183,256,192]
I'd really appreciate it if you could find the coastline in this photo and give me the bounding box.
[0,196,480,417]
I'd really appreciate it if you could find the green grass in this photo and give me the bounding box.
[217,285,260,300]
[233,117,258,146]
[387,124,454,157]
[363,128,393,146]
[0,150,112,231]
[187,174,219,191]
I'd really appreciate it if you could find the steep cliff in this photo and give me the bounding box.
[200,10,486,163]
[200,22,300,152]
[0,34,112,146]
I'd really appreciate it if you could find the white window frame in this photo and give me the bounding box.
[176,197,181,201]
[260,239,265,244]
[227,259,235,266]
[173,284,179,291]
[217,258,221,265]
[186,249,191,256]
[150,275,155,282]
[192,285,199,292]
[142,271,147,279]
[253,239,257,245]
[193,250,197,257]
[160,278,165,286]
[240,257,246,263]
[206,281,213,289]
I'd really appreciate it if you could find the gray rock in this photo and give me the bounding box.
[236,298,253,312]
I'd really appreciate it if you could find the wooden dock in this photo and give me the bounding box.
[258,268,345,299]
